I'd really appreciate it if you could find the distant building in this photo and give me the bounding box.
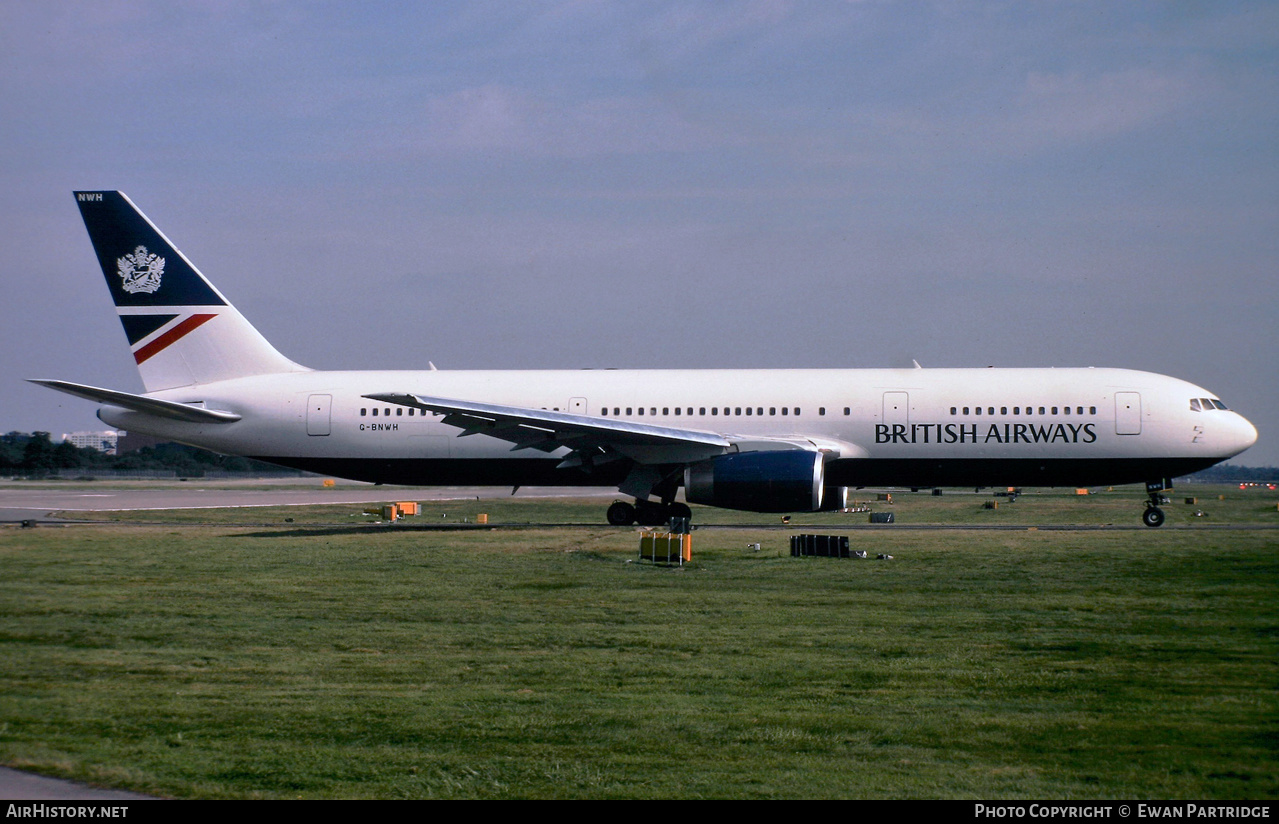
[62,430,119,455]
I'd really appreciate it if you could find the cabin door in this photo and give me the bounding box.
[307,394,332,436]
[1115,392,1141,435]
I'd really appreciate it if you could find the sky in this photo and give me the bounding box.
[2,1,1276,466]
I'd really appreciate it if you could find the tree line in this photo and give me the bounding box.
[1,432,292,477]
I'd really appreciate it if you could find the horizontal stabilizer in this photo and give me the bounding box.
[28,379,241,424]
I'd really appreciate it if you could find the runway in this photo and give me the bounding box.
[0,766,153,801]
[0,478,614,523]
[2,479,1272,531]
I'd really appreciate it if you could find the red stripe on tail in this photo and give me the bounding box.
[133,313,217,364]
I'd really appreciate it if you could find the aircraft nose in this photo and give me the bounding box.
[1227,412,1259,457]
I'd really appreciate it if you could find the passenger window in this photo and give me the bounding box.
[819,407,825,416]
[1000,407,1007,415]
[360,408,367,416]
[372,408,378,416]
[843,408,850,416]
[1013,407,1020,415]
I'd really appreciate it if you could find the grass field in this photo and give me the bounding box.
[1,486,1276,799]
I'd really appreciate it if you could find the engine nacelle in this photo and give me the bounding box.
[819,484,848,512]
[684,450,825,513]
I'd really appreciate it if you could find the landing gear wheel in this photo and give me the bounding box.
[608,499,693,527]
[607,501,636,526]
[1142,506,1165,528]
[636,504,668,527]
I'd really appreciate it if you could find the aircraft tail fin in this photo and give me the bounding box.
[73,191,308,391]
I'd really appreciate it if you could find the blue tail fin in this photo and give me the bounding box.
[74,191,307,390]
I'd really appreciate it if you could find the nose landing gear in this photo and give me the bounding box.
[1142,503,1165,528]
[1142,478,1171,528]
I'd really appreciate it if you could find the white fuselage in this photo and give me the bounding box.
[98,365,1258,490]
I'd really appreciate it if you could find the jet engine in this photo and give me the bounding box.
[819,483,849,512]
[684,450,825,513]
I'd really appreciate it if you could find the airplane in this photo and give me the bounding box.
[33,191,1258,528]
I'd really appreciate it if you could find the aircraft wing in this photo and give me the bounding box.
[363,392,734,466]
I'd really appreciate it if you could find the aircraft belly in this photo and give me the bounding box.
[826,456,1221,488]
[246,456,630,488]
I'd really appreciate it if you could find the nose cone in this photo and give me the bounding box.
[1225,412,1259,458]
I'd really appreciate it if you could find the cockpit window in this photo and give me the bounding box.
[1190,399,1201,412]
[1211,399,1228,410]
[1191,398,1229,412]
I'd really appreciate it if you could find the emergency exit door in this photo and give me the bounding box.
[883,392,909,427]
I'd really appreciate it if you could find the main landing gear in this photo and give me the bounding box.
[607,499,692,527]
[1142,479,1170,528]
